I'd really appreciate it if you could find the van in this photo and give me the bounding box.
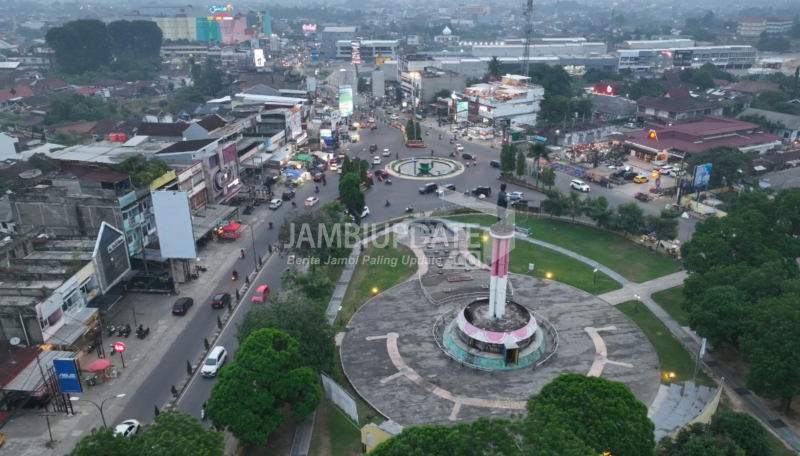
[201,346,228,377]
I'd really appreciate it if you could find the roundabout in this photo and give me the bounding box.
[386,157,464,180]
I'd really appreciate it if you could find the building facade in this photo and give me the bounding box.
[618,46,756,72]
[335,40,399,62]
[321,27,358,60]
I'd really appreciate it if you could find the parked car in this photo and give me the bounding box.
[211,293,231,309]
[668,169,686,177]
[419,183,439,194]
[201,346,228,377]
[462,152,474,160]
[508,191,524,200]
[511,199,531,210]
[633,175,649,183]
[282,190,295,200]
[490,160,500,168]
[171,297,193,316]
[252,285,270,302]
[471,186,492,197]
[269,198,283,209]
[570,179,590,192]
[114,420,141,438]
[382,148,391,156]
[345,206,370,220]
[305,197,319,207]
[624,122,637,128]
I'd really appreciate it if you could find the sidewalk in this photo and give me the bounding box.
[0,236,249,456]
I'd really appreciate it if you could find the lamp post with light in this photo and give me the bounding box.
[634,294,640,313]
[593,268,598,284]
[70,394,125,429]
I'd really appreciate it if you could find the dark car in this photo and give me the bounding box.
[471,186,492,197]
[313,173,326,182]
[242,205,254,215]
[511,199,530,209]
[172,297,193,316]
[211,293,231,309]
[316,163,328,172]
[282,190,296,201]
[490,160,500,168]
[419,183,439,194]
[623,171,638,181]
[348,125,357,131]
[443,183,456,191]
[369,144,378,152]
[462,152,474,160]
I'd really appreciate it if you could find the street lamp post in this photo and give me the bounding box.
[247,220,258,272]
[593,268,598,284]
[634,294,640,313]
[70,394,126,429]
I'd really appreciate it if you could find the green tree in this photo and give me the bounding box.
[685,285,750,349]
[27,153,58,173]
[687,146,754,189]
[529,63,573,97]
[134,411,224,456]
[540,166,556,190]
[487,56,502,78]
[338,173,365,224]
[68,428,133,456]
[405,119,415,140]
[357,77,368,93]
[690,70,715,90]
[622,78,664,99]
[657,423,743,456]
[565,191,584,221]
[282,268,336,302]
[539,95,572,123]
[236,294,335,374]
[646,213,679,251]
[207,329,321,446]
[414,121,422,141]
[584,196,613,227]
[541,190,567,218]
[515,149,527,178]
[583,68,623,84]
[46,20,112,74]
[615,202,646,238]
[277,204,349,262]
[499,143,516,176]
[112,156,171,187]
[527,142,550,188]
[708,411,772,456]
[742,293,800,412]
[433,89,452,99]
[522,374,654,456]
[108,20,163,58]
[372,418,521,456]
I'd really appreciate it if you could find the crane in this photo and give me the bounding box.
[522,0,535,78]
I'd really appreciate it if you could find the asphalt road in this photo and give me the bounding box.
[116,81,696,428]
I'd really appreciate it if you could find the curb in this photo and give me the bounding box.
[161,251,273,412]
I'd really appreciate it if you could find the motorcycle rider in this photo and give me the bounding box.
[232,270,238,280]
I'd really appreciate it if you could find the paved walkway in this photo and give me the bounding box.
[598,271,688,306]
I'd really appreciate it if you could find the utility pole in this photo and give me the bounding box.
[522,0,535,77]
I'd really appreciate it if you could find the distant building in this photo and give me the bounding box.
[457,5,491,15]
[404,67,467,106]
[737,108,800,143]
[321,26,358,60]
[463,74,544,127]
[434,26,460,46]
[636,90,723,125]
[737,17,793,36]
[591,94,637,121]
[335,40,399,62]
[471,42,607,58]
[618,39,695,50]
[618,46,756,72]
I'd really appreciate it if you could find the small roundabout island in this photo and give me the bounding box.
[386,157,464,179]
[340,219,661,426]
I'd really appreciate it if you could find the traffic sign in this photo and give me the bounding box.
[113,342,126,353]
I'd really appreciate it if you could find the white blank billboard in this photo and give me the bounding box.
[152,191,198,259]
[321,373,358,424]
[254,49,265,67]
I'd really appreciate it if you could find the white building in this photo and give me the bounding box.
[434,26,460,46]
[618,46,756,72]
[335,40,400,61]
[464,75,544,127]
[619,39,695,50]
[0,133,20,160]
[471,42,607,58]
[738,17,793,36]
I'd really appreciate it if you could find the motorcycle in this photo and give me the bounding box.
[239,250,245,259]
[315,186,319,193]
[450,152,456,157]
[232,271,238,281]
[439,134,442,140]
[405,205,414,213]
[120,324,131,337]
[117,325,125,337]
[385,179,392,185]
[385,200,390,207]
[268,222,273,230]
[449,139,453,144]
[136,325,150,339]
[107,325,117,337]
[425,131,429,136]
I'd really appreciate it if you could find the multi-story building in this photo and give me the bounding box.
[636,90,724,125]
[738,17,793,36]
[618,39,695,50]
[765,17,794,35]
[126,6,261,44]
[335,40,400,62]
[618,46,756,72]
[471,42,607,58]
[402,67,467,106]
[321,26,358,60]
[462,75,544,127]
[457,5,491,15]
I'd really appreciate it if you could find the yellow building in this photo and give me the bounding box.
[361,421,404,453]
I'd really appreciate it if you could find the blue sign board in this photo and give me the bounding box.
[693,163,712,187]
[54,359,83,394]
[533,136,547,142]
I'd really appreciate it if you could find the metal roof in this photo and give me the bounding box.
[4,350,77,392]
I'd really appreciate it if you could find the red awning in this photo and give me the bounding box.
[221,223,241,232]
[88,359,111,372]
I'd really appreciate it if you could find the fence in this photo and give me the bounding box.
[321,373,359,425]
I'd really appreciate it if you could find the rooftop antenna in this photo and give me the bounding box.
[522,0,535,78]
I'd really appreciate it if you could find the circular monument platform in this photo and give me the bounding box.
[340,273,660,427]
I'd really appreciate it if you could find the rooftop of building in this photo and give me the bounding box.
[48,137,176,164]
[156,138,218,154]
[737,108,800,130]
[323,26,358,33]
[636,95,719,112]
[624,116,782,153]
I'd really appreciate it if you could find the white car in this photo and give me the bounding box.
[269,199,283,210]
[305,197,319,207]
[330,163,339,171]
[368,118,375,123]
[346,206,370,220]
[570,179,591,192]
[373,156,381,164]
[382,148,391,156]
[201,346,228,377]
[390,114,398,120]
[455,144,464,152]
[508,191,524,201]
[114,420,141,438]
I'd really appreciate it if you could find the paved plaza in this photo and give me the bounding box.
[340,272,661,426]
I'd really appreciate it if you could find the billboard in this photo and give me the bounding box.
[302,24,317,32]
[321,373,358,424]
[339,84,353,117]
[92,222,131,293]
[152,191,198,259]
[375,57,391,68]
[330,111,341,126]
[307,77,317,92]
[254,49,265,67]
[693,163,712,187]
[288,106,302,139]
[372,71,385,98]
[262,10,271,37]
[456,102,469,121]
[54,359,82,394]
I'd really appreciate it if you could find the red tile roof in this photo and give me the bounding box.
[75,87,100,95]
[624,116,782,153]
[0,85,34,101]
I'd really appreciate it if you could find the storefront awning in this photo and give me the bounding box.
[47,307,98,346]
[290,154,314,163]
[3,350,77,392]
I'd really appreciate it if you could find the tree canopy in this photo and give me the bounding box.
[207,329,321,446]
[687,146,756,189]
[68,411,224,456]
[528,63,574,97]
[112,156,172,188]
[338,173,366,224]
[277,202,350,262]
[657,411,771,456]
[621,78,664,100]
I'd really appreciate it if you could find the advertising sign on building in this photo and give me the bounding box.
[222,143,237,164]
[288,106,302,139]
[53,359,82,394]
[456,102,469,121]
[254,49,265,67]
[330,111,341,126]
[339,85,354,117]
[307,77,317,92]
[351,40,361,65]
[261,10,272,37]
[302,24,317,32]
[151,191,199,259]
[693,163,712,187]
[92,222,131,293]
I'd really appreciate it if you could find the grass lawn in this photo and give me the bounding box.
[652,286,690,327]
[333,234,417,332]
[479,233,621,295]
[617,301,716,388]
[450,214,681,283]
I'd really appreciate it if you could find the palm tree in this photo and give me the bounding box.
[487,56,502,79]
[527,142,550,188]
